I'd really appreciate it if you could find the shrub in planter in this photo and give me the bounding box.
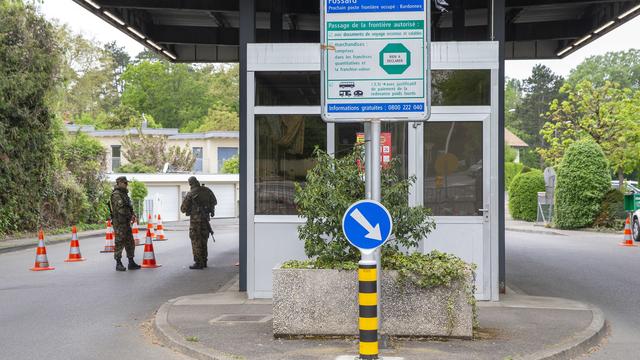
[555,140,611,229]
[283,148,477,336]
[508,170,545,222]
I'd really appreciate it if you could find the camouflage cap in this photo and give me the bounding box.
[115,176,128,184]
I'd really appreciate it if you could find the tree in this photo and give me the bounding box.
[104,41,130,95]
[539,80,640,187]
[510,65,564,168]
[505,77,522,130]
[121,60,214,129]
[207,64,239,113]
[182,105,239,132]
[121,131,196,172]
[567,50,640,90]
[0,1,61,234]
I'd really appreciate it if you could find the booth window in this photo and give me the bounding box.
[255,72,320,106]
[432,70,490,106]
[255,115,326,215]
[335,123,409,179]
[424,122,483,216]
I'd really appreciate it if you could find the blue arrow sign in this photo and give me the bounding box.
[342,200,393,253]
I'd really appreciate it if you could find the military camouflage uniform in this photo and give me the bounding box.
[110,187,135,261]
[181,178,217,267]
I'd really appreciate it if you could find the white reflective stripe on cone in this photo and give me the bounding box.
[143,252,154,260]
[70,247,80,254]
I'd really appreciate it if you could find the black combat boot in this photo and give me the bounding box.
[189,262,204,270]
[203,259,207,268]
[128,257,141,270]
[115,259,126,271]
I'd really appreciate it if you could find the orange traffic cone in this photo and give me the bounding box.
[141,229,161,268]
[155,214,167,241]
[101,220,115,253]
[620,215,636,247]
[132,221,141,246]
[64,226,85,262]
[147,214,156,240]
[31,229,55,271]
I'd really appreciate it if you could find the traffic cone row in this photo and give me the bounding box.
[64,226,85,262]
[154,214,167,241]
[620,215,637,247]
[100,220,115,253]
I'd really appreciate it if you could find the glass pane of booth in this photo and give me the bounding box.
[432,70,491,106]
[255,115,326,215]
[255,72,321,106]
[424,122,483,216]
[335,123,408,179]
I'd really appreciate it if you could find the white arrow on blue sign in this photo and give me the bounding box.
[342,200,393,253]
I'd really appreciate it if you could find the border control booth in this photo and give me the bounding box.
[73,0,640,300]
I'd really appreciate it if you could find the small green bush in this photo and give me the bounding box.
[508,170,545,222]
[118,162,156,173]
[221,154,239,174]
[129,180,148,217]
[593,189,626,229]
[505,162,524,189]
[555,140,611,229]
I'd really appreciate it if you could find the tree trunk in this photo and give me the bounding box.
[618,168,625,191]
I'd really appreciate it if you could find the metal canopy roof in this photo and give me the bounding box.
[73,0,640,62]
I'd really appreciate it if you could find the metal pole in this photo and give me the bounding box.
[365,122,372,199]
[370,120,384,348]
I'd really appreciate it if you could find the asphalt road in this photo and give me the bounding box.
[0,220,239,360]
[507,229,640,359]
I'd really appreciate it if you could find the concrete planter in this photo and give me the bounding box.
[272,267,473,338]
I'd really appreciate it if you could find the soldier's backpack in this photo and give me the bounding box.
[199,185,218,217]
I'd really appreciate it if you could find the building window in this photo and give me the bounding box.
[335,123,408,179]
[424,122,483,216]
[192,147,203,173]
[432,70,491,106]
[111,145,121,172]
[255,115,326,215]
[218,147,238,172]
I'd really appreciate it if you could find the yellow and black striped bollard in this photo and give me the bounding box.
[358,260,378,359]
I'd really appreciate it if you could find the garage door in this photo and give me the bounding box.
[144,186,180,222]
[205,183,236,218]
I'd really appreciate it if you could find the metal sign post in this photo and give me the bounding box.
[322,1,431,358]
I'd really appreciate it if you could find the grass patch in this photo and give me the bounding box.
[185,336,199,342]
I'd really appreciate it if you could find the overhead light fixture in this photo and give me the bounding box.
[574,34,592,46]
[618,4,640,19]
[163,50,177,60]
[84,0,100,9]
[103,11,125,26]
[594,21,615,34]
[127,26,145,39]
[557,46,573,57]
[146,39,162,50]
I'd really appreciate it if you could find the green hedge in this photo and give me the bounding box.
[555,140,611,229]
[593,189,626,229]
[505,162,524,190]
[509,170,545,222]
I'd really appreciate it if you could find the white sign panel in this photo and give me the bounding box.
[321,0,430,122]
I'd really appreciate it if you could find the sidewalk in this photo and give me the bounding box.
[0,218,238,253]
[154,277,607,360]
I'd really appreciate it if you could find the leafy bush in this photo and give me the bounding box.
[505,145,517,163]
[555,140,611,229]
[129,180,148,217]
[593,189,626,229]
[221,155,239,174]
[508,170,545,221]
[294,147,435,266]
[505,162,524,190]
[118,162,156,173]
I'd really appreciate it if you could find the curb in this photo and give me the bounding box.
[521,304,607,360]
[0,229,105,254]
[506,227,566,236]
[154,299,238,360]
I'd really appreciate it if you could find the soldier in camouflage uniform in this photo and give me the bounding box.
[110,176,141,272]
[180,176,217,269]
